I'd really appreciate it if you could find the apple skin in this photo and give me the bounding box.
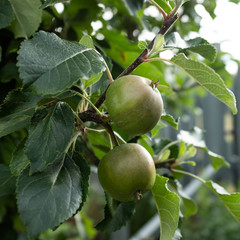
[105,75,163,136]
[98,143,156,202]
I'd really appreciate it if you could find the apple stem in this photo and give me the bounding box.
[104,61,114,84]
[135,191,143,200]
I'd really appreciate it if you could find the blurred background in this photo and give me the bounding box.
[0,0,240,239]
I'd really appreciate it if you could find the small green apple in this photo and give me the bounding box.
[105,75,163,136]
[98,143,156,202]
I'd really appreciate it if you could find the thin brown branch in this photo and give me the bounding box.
[79,12,180,147]
[148,0,168,20]
[119,13,179,78]
[101,121,120,147]
[92,86,109,109]
[78,111,119,147]
[155,159,176,169]
[91,13,179,109]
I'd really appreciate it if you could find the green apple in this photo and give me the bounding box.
[98,143,156,202]
[105,75,163,136]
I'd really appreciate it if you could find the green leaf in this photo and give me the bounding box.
[72,152,90,210]
[41,0,69,9]
[138,137,154,157]
[206,181,240,223]
[181,194,197,217]
[154,0,172,13]
[149,34,165,58]
[185,37,217,63]
[167,179,197,218]
[0,0,14,29]
[176,142,196,165]
[9,0,42,39]
[152,175,180,240]
[10,140,29,176]
[91,54,113,94]
[17,31,105,95]
[96,198,135,233]
[151,120,167,137]
[122,0,144,16]
[0,164,16,197]
[207,150,230,172]
[17,155,83,237]
[175,181,198,217]
[102,30,168,92]
[0,62,19,83]
[25,102,75,174]
[138,41,148,50]
[178,127,230,171]
[170,53,237,114]
[161,114,179,130]
[156,139,179,161]
[166,33,216,63]
[83,72,103,89]
[159,149,171,162]
[166,34,217,62]
[79,35,95,49]
[0,90,41,138]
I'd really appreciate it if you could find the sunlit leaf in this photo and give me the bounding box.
[79,35,95,49]
[170,54,237,114]
[206,181,240,223]
[161,114,180,130]
[178,127,230,170]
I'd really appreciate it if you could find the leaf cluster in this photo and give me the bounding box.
[0,0,239,240]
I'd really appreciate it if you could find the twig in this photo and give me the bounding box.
[155,159,176,169]
[104,62,114,83]
[72,90,103,116]
[78,111,119,147]
[91,13,179,109]
[101,121,119,147]
[79,7,180,148]
[148,0,168,19]
[154,140,180,163]
[171,168,206,184]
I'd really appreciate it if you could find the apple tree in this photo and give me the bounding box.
[0,0,239,239]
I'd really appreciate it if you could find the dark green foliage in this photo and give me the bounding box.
[25,102,75,174]
[96,197,135,232]
[0,0,239,239]
[17,155,83,237]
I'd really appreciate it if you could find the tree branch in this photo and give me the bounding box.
[91,13,179,109]
[78,111,119,147]
[81,12,180,146]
